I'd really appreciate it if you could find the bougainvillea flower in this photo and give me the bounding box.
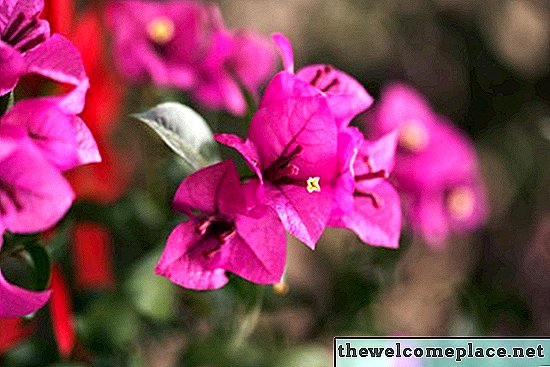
[190,7,276,115]
[365,83,488,247]
[0,126,69,318]
[329,128,402,248]
[107,0,275,115]
[0,125,74,236]
[406,175,488,247]
[106,0,206,89]
[155,160,286,290]
[270,33,373,127]
[0,126,70,318]
[216,72,338,248]
[1,97,100,171]
[0,0,89,104]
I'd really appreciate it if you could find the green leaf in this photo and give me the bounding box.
[124,248,178,322]
[132,102,221,170]
[0,91,14,115]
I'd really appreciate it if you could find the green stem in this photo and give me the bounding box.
[230,286,266,350]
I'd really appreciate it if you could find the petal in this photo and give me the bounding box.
[250,73,338,181]
[2,98,78,170]
[173,160,246,217]
[224,207,286,284]
[10,0,44,17]
[0,138,75,233]
[354,130,399,190]
[330,180,402,249]
[0,41,25,95]
[272,33,294,73]
[297,64,374,127]
[23,34,89,113]
[407,191,449,248]
[333,127,364,215]
[155,221,229,290]
[393,119,479,191]
[263,183,333,249]
[214,133,263,182]
[74,116,101,168]
[3,98,100,170]
[367,82,436,137]
[0,124,24,161]
[259,71,318,108]
[192,71,246,116]
[230,31,276,94]
[0,269,51,318]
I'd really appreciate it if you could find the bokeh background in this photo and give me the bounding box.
[1,0,549,366]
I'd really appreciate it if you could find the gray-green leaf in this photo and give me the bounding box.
[132,102,220,170]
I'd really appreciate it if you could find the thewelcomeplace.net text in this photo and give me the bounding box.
[337,342,545,362]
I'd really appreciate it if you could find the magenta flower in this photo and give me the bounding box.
[190,7,276,115]
[107,0,276,115]
[155,160,286,290]
[0,124,78,317]
[1,96,100,171]
[216,72,339,248]
[107,0,208,90]
[0,0,89,105]
[270,33,373,127]
[329,128,402,248]
[0,125,75,235]
[366,83,488,247]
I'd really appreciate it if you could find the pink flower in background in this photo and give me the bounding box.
[106,0,208,90]
[365,83,488,247]
[329,128,402,248]
[271,33,373,127]
[0,0,89,104]
[190,7,276,115]
[156,160,286,290]
[107,0,276,115]
[216,72,339,249]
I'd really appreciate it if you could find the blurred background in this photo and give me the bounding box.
[1,0,549,366]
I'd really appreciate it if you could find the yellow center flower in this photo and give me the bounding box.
[447,186,475,219]
[146,17,175,45]
[399,120,429,152]
[306,177,321,193]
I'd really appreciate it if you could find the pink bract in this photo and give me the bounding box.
[155,160,286,290]
[216,72,339,249]
[365,83,488,247]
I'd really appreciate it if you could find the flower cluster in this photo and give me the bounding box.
[155,34,403,290]
[365,83,488,247]
[107,0,276,116]
[0,0,98,317]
